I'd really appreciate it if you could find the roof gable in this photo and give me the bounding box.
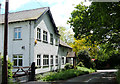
[0,7,59,35]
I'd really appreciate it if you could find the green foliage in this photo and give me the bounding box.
[58,26,74,46]
[2,57,13,79]
[77,66,95,73]
[64,63,73,70]
[116,69,120,84]
[36,67,95,81]
[77,62,84,67]
[68,2,120,49]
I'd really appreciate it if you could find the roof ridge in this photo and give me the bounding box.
[1,7,49,15]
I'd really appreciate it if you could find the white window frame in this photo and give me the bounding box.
[13,54,23,67]
[37,55,41,67]
[43,55,49,66]
[43,30,48,42]
[37,28,41,40]
[14,27,21,40]
[50,33,53,45]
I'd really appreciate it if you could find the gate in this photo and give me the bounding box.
[12,62,35,82]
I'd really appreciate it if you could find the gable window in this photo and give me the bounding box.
[14,27,21,40]
[37,28,41,40]
[13,55,23,67]
[50,55,53,65]
[43,31,48,43]
[43,55,49,66]
[50,33,53,45]
[56,56,58,65]
[37,55,41,67]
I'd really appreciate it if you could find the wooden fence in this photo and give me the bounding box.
[12,62,35,81]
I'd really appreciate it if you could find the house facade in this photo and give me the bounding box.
[0,7,72,74]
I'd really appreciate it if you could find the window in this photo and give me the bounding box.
[55,38,59,46]
[62,57,64,65]
[50,55,53,65]
[43,31,48,42]
[13,55,23,66]
[43,55,49,66]
[37,55,41,67]
[56,56,58,65]
[14,27,21,39]
[50,33,53,45]
[37,28,41,40]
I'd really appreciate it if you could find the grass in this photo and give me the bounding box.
[36,66,95,81]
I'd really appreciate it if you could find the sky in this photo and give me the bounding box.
[0,0,91,31]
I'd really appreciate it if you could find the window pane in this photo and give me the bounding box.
[19,59,22,66]
[14,32,17,39]
[19,55,22,58]
[13,55,17,58]
[13,59,17,66]
[18,32,21,38]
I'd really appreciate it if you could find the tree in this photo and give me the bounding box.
[72,36,99,59]
[68,2,120,49]
[58,27,74,46]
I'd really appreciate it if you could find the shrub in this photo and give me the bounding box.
[2,57,13,79]
[116,69,120,84]
[64,63,73,70]
[37,69,85,81]
[77,50,92,68]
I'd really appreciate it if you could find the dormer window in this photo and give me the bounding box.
[14,27,21,40]
[37,28,41,41]
[43,30,48,43]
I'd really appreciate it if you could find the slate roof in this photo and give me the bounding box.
[59,40,72,49]
[0,7,48,24]
[0,7,59,35]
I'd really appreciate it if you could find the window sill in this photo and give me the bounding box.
[50,43,53,45]
[43,41,48,43]
[50,65,54,67]
[55,44,59,46]
[37,39,41,41]
[13,39,22,41]
[43,66,49,68]
[36,66,41,69]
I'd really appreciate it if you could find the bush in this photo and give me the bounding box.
[116,69,120,84]
[2,57,13,79]
[64,63,73,70]
[77,66,95,73]
[36,66,95,81]
[77,50,92,68]
[37,69,85,81]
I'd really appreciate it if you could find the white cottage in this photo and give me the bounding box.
[0,7,72,74]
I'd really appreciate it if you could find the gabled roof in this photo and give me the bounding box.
[0,7,48,24]
[0,7,59,35]
[59,40,72,49]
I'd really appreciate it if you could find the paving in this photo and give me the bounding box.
[23,69,118,84]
